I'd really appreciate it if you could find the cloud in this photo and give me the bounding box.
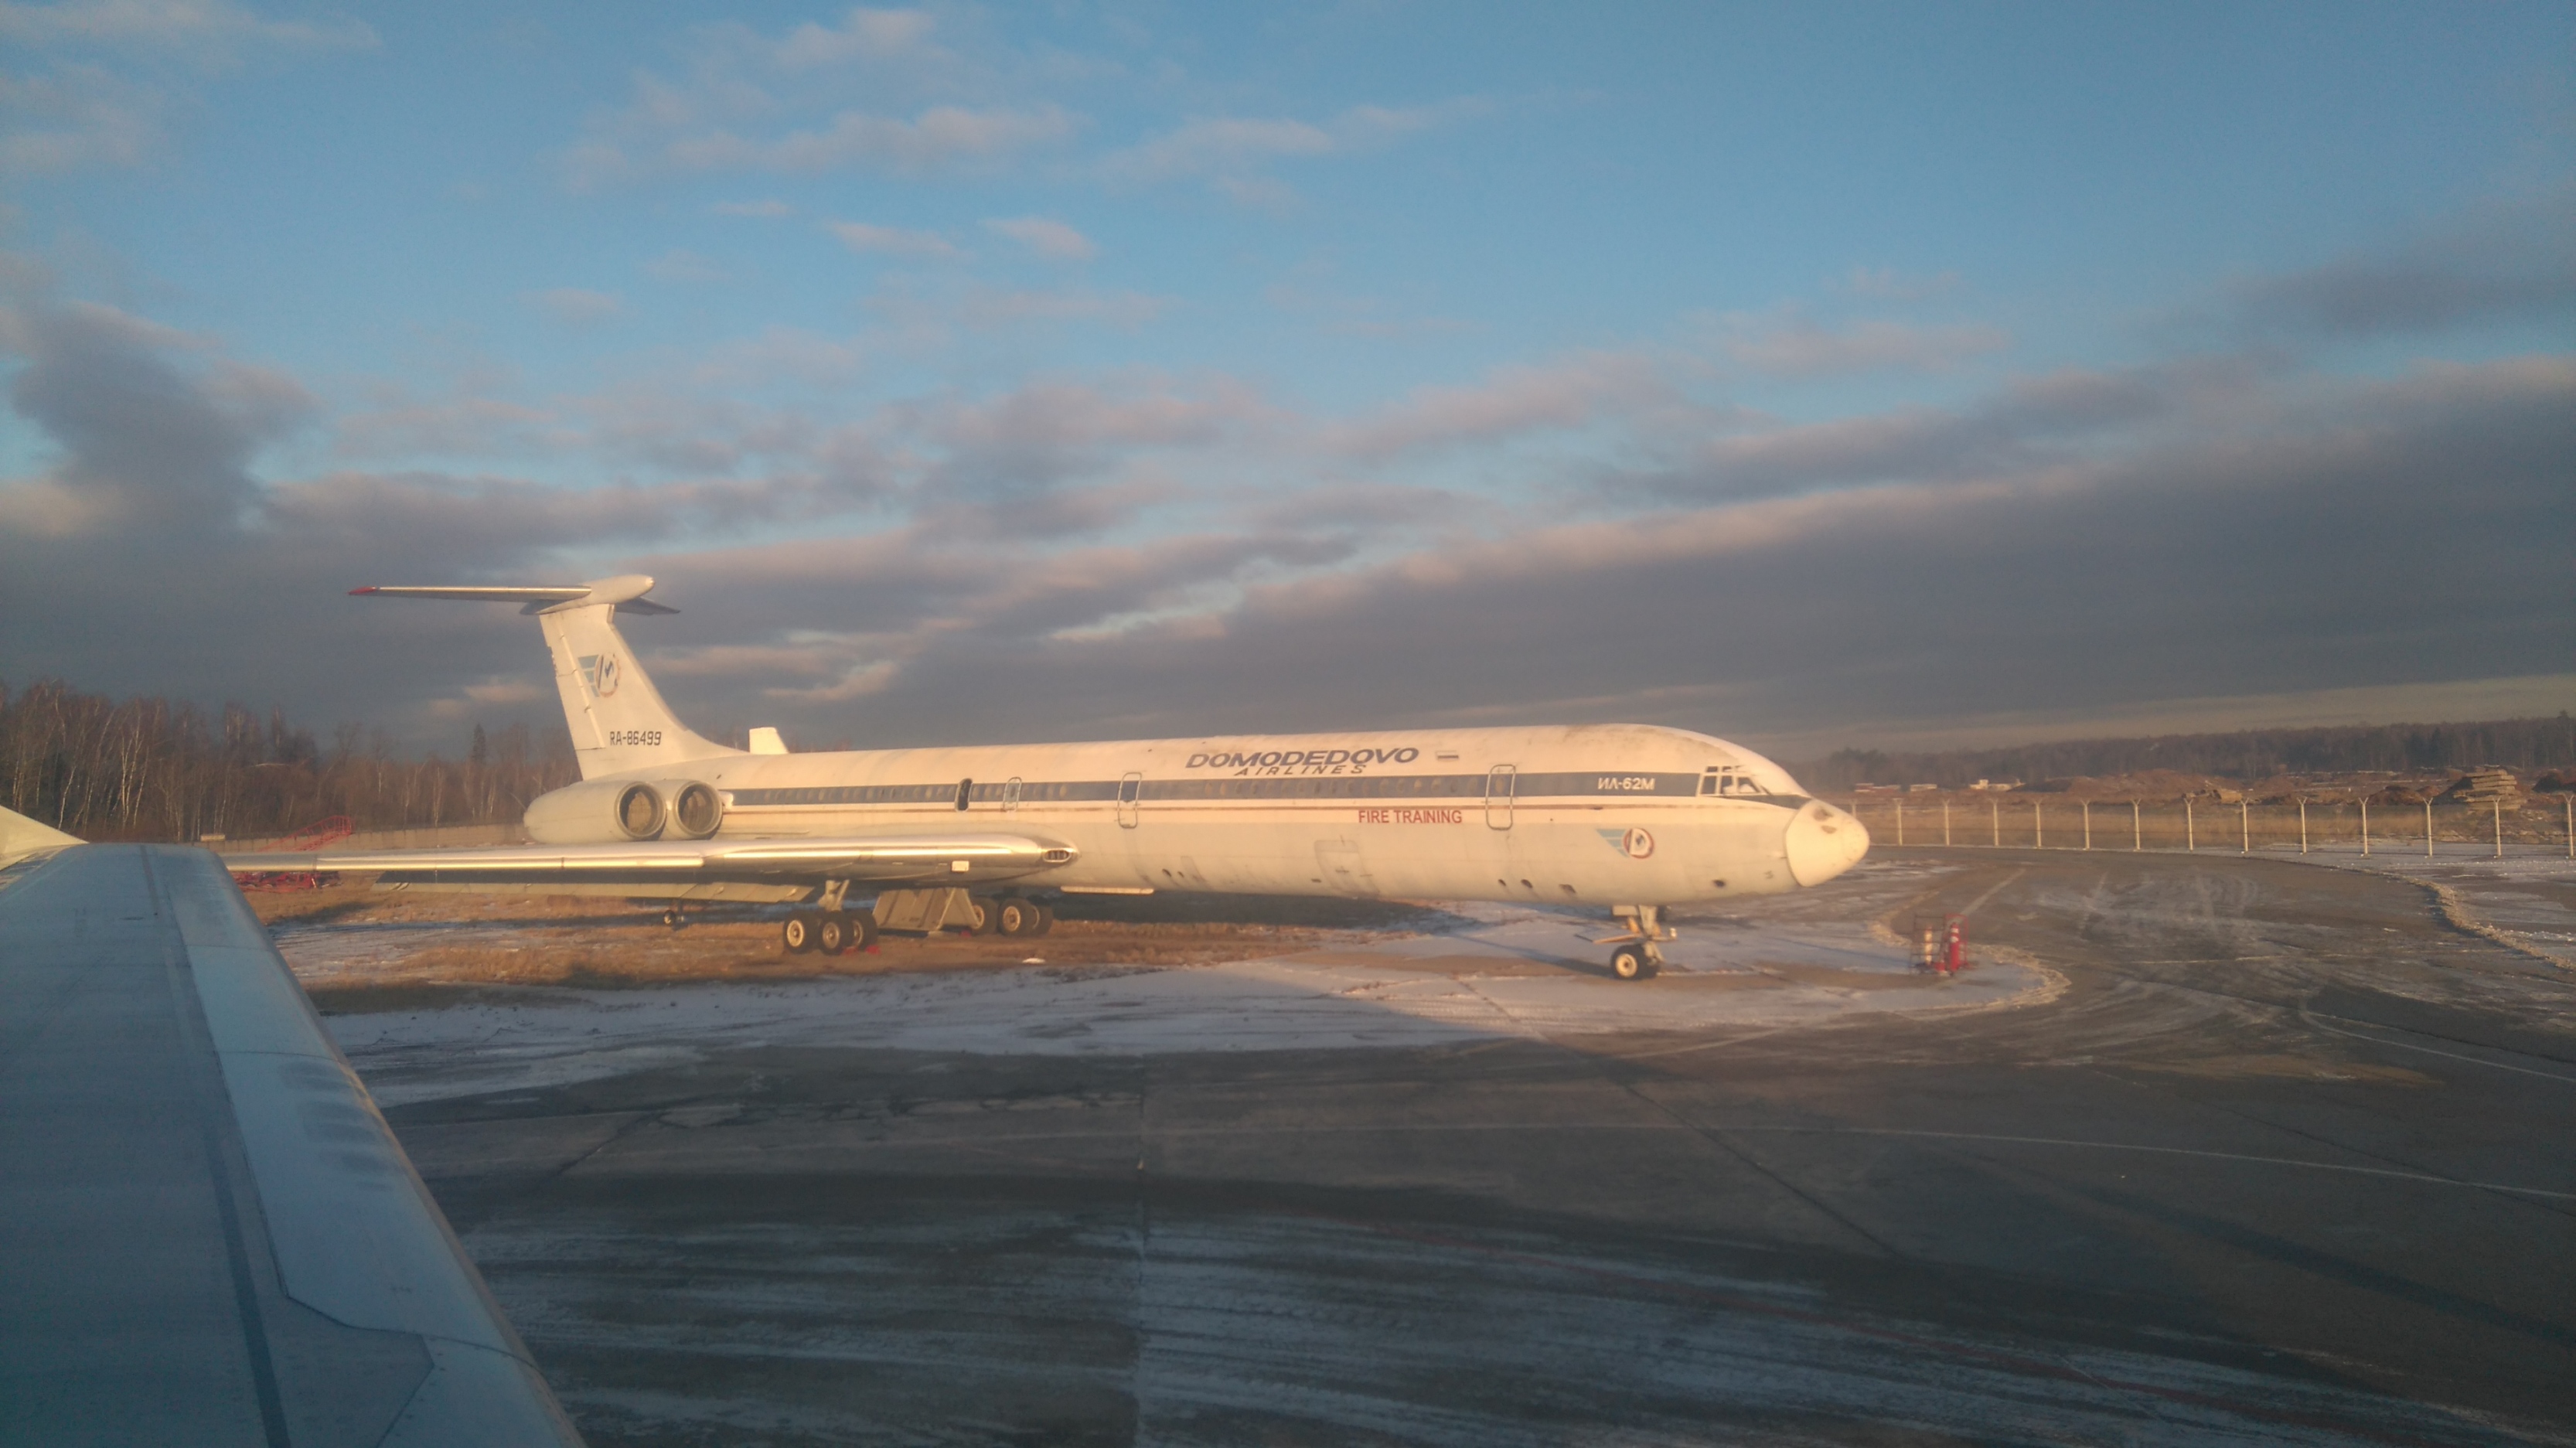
[771,7,935,69]
[663,103,1075,176]
[0,1,375,174]
[0,0,376,59]
[5,244,2567,765]
[2221,190,2576,341]
[1327,351,1680,459]
[983,215,1095,261]
[1637,357,2253,502]
[766,356,2574,747]
[1720,312,2011,379]
[569,85,1075,187]
[952,287,1172,331]
[712,198,791,217]
[528,288,624,327]
[1099,100,1483,199]
[905,374,1269,512]
[825,220,959,259]
[0,63,155,172]
[2,300,312,529]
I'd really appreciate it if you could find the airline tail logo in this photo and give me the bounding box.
[577,654,622,698]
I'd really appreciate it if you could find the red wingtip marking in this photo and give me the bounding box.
[349,586,378,595]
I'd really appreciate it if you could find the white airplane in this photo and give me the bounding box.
[274,575,1869,979]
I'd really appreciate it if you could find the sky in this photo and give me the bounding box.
[1,1,2571,762]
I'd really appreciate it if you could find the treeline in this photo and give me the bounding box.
[2,677,576,843]
[1798,715,2576,792]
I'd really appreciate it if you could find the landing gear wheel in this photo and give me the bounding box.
[817,911,853,956]
[1609,944,1648,981]
[960,894,1000,937]
[661,906,683,930]
[994,898,1042,938]
[782,911,819,955]
[1031,902,1055,936]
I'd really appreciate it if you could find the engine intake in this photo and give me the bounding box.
[615,782,664,840]
[671,782,723,838]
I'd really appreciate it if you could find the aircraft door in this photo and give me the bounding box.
[1485,765,1515,830]
[1117,772,1143,829]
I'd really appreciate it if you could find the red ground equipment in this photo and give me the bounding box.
[1913,913,1967,975]
[231,815,355,892]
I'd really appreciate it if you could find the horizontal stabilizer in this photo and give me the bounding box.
[350,574,679,615]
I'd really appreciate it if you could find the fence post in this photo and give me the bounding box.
[2186,798,2195,852]
[2083,800,2092,850]
[1896,797,1904,847]
[2493,799,2503,860]
[2424,799,2433,858]
[2567,795,2572,861]
[2240,799,2248,855]
[2298,799,2308,854]
[2360,796,2370,856]
[1992,799,2000,848]
[2035,801,2043,850]
[2131,800,2141,850]
[1944,798,1951,847]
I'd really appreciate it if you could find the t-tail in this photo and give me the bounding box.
[351,575,740,780]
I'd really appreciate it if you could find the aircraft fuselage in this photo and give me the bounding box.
[557,721,1869,907]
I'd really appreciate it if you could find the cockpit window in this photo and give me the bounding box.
[1701,765,1760,796]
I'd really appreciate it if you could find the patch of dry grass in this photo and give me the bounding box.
[275,883,1436,1014]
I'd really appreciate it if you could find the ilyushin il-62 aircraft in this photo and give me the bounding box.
[274,575,1869,979]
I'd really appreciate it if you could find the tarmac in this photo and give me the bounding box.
[288,850,2576,1446]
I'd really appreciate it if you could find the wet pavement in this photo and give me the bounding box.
[291,851,2576,1446]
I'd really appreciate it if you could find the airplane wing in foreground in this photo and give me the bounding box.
[0,816,585,1445]
[224,831,1080,901]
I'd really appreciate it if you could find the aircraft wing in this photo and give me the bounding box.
[227,830,1079,890]
[0,824,585,1445]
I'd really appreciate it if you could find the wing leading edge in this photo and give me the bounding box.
[0,833,584,1446]
[227,830,1078,889]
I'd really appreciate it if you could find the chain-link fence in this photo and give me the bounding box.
[1838,792,2576,860]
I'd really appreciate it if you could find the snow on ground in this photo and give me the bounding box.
[2246,847,2576,968]
[307,895,2046,1107]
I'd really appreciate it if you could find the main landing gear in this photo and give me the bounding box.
[1597,904,1671,981]
[782,908,878,956]
[782,877,880,957]
[989,896,1055,939]
[948,894,1055,939]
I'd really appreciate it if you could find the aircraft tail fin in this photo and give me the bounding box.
[0,805,82,868]
[353,575,740,781]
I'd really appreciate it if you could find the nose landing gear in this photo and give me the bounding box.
[1596,904,1671,980]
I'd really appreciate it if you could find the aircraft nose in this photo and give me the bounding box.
[1784,799,1869,887]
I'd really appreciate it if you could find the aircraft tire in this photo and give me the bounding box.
[782,911,819,955]
[849,910,879,952]
[994,898,1042,937]
[1031,902,1055,936]
[961,894,999,936]
[1608,944,1647,981]
[817,912,853,956]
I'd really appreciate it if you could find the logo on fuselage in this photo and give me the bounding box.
[1187,745,1418,777]
[1598,826,1655,859]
